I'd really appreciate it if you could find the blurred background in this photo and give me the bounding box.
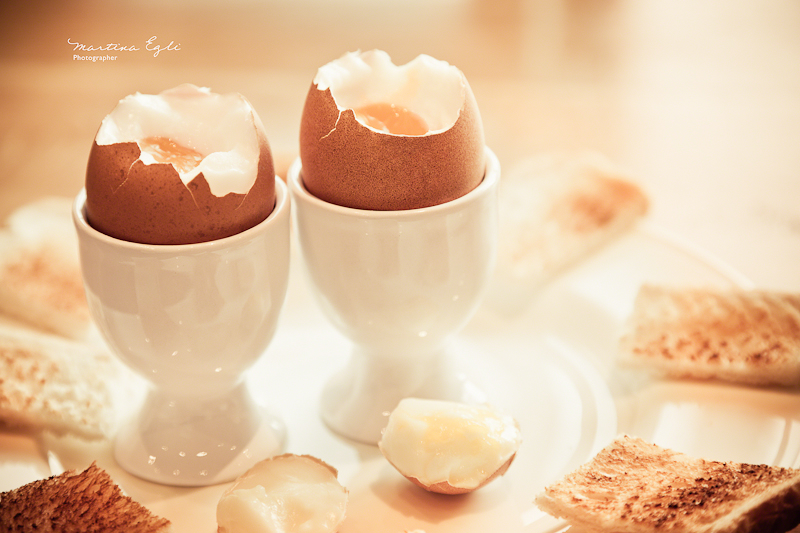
[1,0,799,289]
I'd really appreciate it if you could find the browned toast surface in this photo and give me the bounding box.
[620,286,800,387]
[0,462,171,532]
[490,153,648,312]
[535,435,800,533]
[0,325,120,439]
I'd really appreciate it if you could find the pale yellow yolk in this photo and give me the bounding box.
[421,412,494,457]
[353,102,428,136]
[139,136,204,174]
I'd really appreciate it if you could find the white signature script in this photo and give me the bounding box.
[67,36,180,57]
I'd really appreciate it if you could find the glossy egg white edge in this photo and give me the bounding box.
[313,50,466,133]
[94,83,261,197]
[379,398,522,490]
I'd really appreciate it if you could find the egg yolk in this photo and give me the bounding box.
[354,103,428,136]
[138,136,204,174]
[420,410,509,457]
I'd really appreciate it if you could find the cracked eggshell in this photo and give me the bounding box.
[85,85,275,245]
[299,50,485,211]
[216,453,348,533]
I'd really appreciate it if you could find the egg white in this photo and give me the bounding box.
[95,84,260,197]
[314,50,466,134]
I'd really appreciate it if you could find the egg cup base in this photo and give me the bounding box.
[114,384,286,487]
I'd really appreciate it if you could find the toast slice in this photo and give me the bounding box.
[0,236,91,340]
[0,197,91,340]
[619,285,800,387]
[0,462,171,532]
[0,324,121,439]
[491,152,648,312]
[535,435,800,533]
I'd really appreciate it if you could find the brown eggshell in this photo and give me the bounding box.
[299,80,485,211]
[85,115,275,245]
[381,440,517,495]
[403,452,517,495]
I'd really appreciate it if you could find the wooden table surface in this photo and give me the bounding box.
[1,0,799,292]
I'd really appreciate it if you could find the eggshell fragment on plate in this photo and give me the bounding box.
[216,454,348,533]
[299,50,485,211]
[85,84,275,245]
[379,398,522,495]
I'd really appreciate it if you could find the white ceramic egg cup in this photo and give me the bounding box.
[289,147,499,444]
[73,177,290,487]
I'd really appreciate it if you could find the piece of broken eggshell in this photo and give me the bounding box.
[378,398,522,495]
[216,453,348,533]
[299,50,486,211]
[85,84,275,245]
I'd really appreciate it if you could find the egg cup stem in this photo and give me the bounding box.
[321,344,486,444]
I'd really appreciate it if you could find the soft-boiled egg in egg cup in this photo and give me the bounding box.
[379,398,521,495]
[299,49,485,211]
[85,83,275,245]
[74,84,290,486]
[290,50,500,444]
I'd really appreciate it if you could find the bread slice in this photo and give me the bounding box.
[619,285,800,387]
[0,197,91,340]
[490,152,648,312]
[0,236,91,340]
[0,462,171,532]
[0,324,121,439]
[535,435,800,533]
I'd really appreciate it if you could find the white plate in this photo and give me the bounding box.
[3,223,797,533]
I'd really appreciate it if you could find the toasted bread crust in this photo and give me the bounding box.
[491,152,648,313]
[0,198,92,340]
[535,435,800,533]
[620,286,800,387]
[0,242,90,339]
[0,325,119,439]
[0,462,171,532]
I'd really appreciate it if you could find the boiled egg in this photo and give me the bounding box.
[379,398,521,495]
[216,454,348,533]
[85,84,275,245]
[299,50,485,211]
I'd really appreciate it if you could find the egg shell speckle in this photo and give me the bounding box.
[299,83,485,211]
[85,121,275,245]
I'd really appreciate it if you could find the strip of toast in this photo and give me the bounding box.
[0,324,120,439]
[0,462,171,532]
[490,152,648,312]
[535,435,800,533]
[0,197,91,340]
[619,285,800,387]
